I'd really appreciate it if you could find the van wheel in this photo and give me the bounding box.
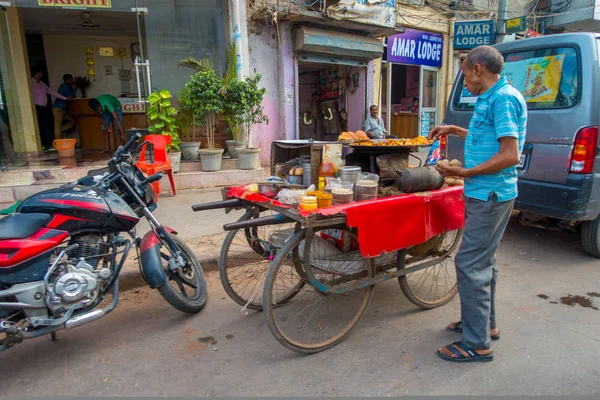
[581,217,600,258]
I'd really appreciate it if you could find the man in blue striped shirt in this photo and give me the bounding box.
[429,45,527,363]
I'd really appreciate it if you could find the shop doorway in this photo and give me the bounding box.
[21,7,151,151]
[297,61,367,141]
[381,62,439,139]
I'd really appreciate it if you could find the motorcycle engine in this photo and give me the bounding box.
[46,234,112,312]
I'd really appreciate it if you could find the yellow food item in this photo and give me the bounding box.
[449,159,463,167]
[296,167,304,176]
[350,137,433,147]
[290,167,296,175]
[339,130,369,141]
[455,178,464,186]
[246,184,258,193]
[437,159,451,169]
[445,177,457,186]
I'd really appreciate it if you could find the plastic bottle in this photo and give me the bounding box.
[318,148,336,190]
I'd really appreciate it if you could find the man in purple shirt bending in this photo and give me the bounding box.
[31,67,68,151]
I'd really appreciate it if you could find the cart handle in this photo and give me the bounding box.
[191,199,245,212]
[223,214,292,231]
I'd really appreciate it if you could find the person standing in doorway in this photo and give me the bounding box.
[428,45,527,362]
[407,97,419,113]
[88,95,126,153]
[31,67,68,151]
[364,104,387,139]
[52,74,77,140]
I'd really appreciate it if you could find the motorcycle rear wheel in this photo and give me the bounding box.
[157,234,207,313]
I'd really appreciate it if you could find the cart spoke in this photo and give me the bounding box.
[264,227,373,353]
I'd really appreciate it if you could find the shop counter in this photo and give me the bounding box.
[390,112,418,138]
[68,98,148,151]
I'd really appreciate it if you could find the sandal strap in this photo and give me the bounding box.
[446,344,466,358]
[453,341,479,358]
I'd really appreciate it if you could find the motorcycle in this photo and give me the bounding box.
[0,133,207,352]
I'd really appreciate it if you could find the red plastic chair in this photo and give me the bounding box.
[136,135,177,199]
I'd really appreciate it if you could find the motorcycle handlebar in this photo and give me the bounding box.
[140,172,163,186]
[114,132,142,159]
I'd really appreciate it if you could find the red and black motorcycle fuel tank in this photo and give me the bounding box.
[18,185,140,234]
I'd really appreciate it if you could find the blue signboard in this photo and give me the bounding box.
[387,28,443,68]
[453,20,495,49]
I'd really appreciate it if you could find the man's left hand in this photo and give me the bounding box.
[436,165,471,178]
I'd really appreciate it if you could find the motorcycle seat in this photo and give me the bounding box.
[0,213,52,240]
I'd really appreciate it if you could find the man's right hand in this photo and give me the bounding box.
[428,125,454,141]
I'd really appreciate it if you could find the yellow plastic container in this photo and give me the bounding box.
[300,196,318,211]
[53,139,76,158]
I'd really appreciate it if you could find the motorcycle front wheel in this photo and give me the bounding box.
[157,234,208,313]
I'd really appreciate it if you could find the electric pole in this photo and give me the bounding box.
[495,0,508,43]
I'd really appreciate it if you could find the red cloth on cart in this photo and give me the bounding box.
[226,186,291,208]
[227,185,465,258]
[342,186,464,257]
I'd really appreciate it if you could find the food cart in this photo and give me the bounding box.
[192,182,464,354]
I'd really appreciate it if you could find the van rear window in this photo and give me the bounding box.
[453,47,579,110]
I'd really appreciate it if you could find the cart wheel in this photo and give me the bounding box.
[219,207,303,310]
[263,227,374,354]
[397,229,462,309]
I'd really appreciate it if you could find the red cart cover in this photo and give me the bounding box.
[227,185,465,258]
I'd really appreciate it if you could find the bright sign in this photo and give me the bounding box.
[38,0,112,8]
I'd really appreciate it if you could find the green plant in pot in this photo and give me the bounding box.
[185,68,225,172]
[222,79,245,159]
[177,87,202,160]
[147,89,182,173]
[235,74,269,170]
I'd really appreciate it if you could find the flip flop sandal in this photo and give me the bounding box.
[437,342,494,363]
[447,321,501,341]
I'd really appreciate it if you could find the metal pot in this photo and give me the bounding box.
[258,181,289,198]
[395,166,444,193]
[339,166,361,184]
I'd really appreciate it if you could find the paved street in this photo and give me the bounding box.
[1,190,600,396]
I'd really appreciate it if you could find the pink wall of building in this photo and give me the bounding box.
[346,66,367,132]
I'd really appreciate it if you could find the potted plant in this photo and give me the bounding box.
[222,79,246,159]
[177,87,202,160]
[147,89,182,172]
[235,74,269,170]
[185,68,225,172]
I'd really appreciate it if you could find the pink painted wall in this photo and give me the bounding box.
[248,21,282,167]
[346,66,367,132]
[249,21,296,167]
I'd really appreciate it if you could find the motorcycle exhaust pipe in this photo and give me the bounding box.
[65,309,105,330]
[223,214,292,231]
[191,199,245,212]
[65,280,120,330]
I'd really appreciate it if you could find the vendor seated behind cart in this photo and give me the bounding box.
[364,105,387,139]
[88,95,126,153]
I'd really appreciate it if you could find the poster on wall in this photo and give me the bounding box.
[327,0,397,29]
[420,112,430,136]
[502,54,564,103]
[387,29,443,68]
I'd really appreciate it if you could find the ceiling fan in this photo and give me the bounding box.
[80,12,100,28]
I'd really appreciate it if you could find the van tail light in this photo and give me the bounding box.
[440,135,447,159]
[570,126,598,174]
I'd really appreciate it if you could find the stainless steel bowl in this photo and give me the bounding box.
[258,181,289,198]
